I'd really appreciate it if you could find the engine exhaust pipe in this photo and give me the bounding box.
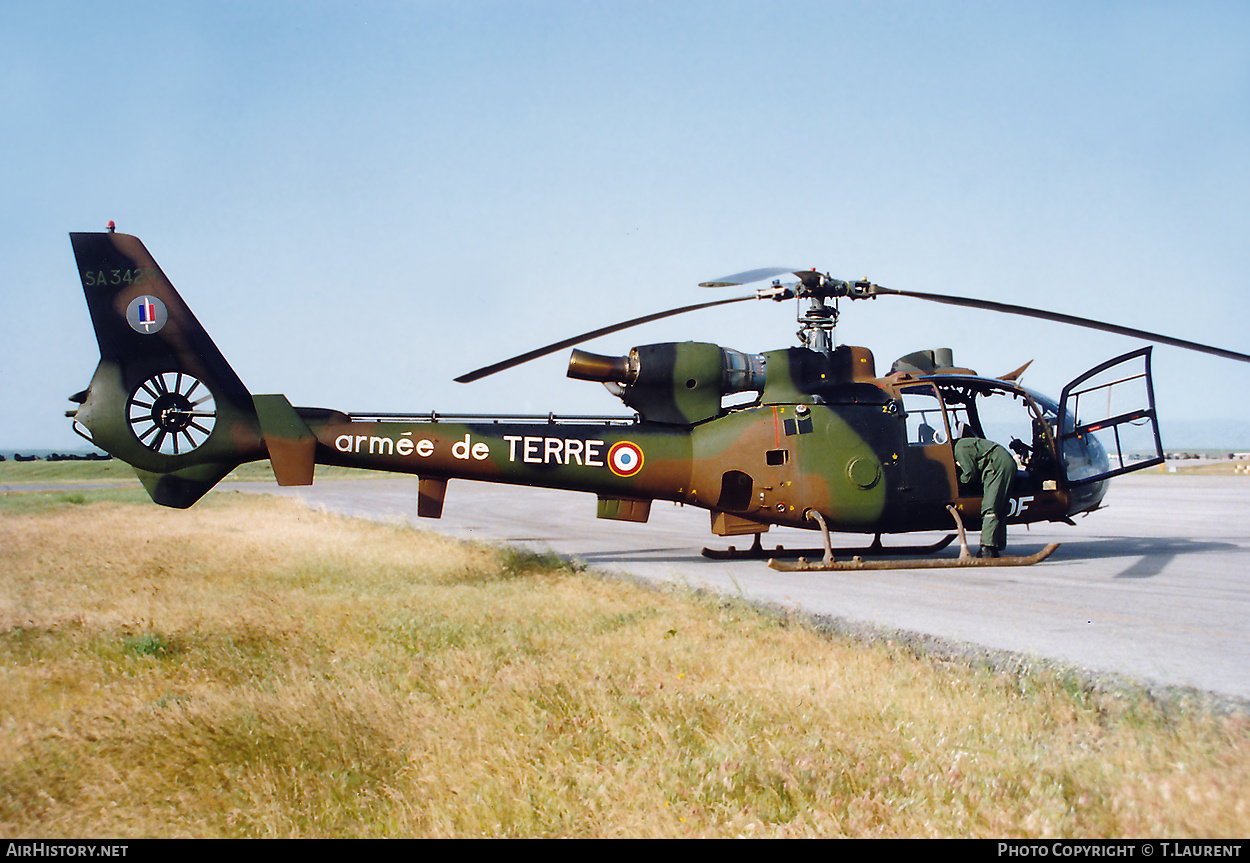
[567,349,637,384]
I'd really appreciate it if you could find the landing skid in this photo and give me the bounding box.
[767,542,1060,572]
[711,506,1060,572]
[702,533,956,562]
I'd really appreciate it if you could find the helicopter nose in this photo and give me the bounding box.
[1064,433,1112,515]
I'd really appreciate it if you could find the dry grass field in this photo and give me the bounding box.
[1,486,1248,838]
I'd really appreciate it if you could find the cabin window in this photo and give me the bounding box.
[901,387,950,446]
[931,380,1062,489]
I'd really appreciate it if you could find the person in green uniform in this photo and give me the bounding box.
[953,422,1018,558]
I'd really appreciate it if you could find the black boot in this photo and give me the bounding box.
[977,546,1000,559]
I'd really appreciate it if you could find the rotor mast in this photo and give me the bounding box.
[790,271,877,356]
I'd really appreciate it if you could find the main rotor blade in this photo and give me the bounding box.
[455,293,758,383]
[875,286,1250,364]
[699,267,800,288]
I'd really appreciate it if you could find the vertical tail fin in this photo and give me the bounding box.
[68,230,266,507]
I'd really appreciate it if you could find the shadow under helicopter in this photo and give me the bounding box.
[1062,536,1243,580]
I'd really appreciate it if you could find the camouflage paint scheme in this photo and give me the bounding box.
[66,231,1153,543]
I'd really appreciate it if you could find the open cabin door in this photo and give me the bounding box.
[1059,347,1164,485]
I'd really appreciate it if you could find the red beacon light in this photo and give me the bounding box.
[107,221,116,233]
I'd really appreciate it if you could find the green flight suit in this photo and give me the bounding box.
[954,436,1018,551]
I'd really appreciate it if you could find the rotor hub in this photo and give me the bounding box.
[148,392,196,433]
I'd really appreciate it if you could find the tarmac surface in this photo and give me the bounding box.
[232,471,1250,705]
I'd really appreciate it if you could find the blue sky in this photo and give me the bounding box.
[4,0,1248,450]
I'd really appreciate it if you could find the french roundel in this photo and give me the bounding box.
[608,441,644,477]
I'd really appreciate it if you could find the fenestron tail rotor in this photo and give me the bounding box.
[126,371,218,455]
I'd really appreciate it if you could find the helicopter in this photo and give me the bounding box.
[65,228,1250,571]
